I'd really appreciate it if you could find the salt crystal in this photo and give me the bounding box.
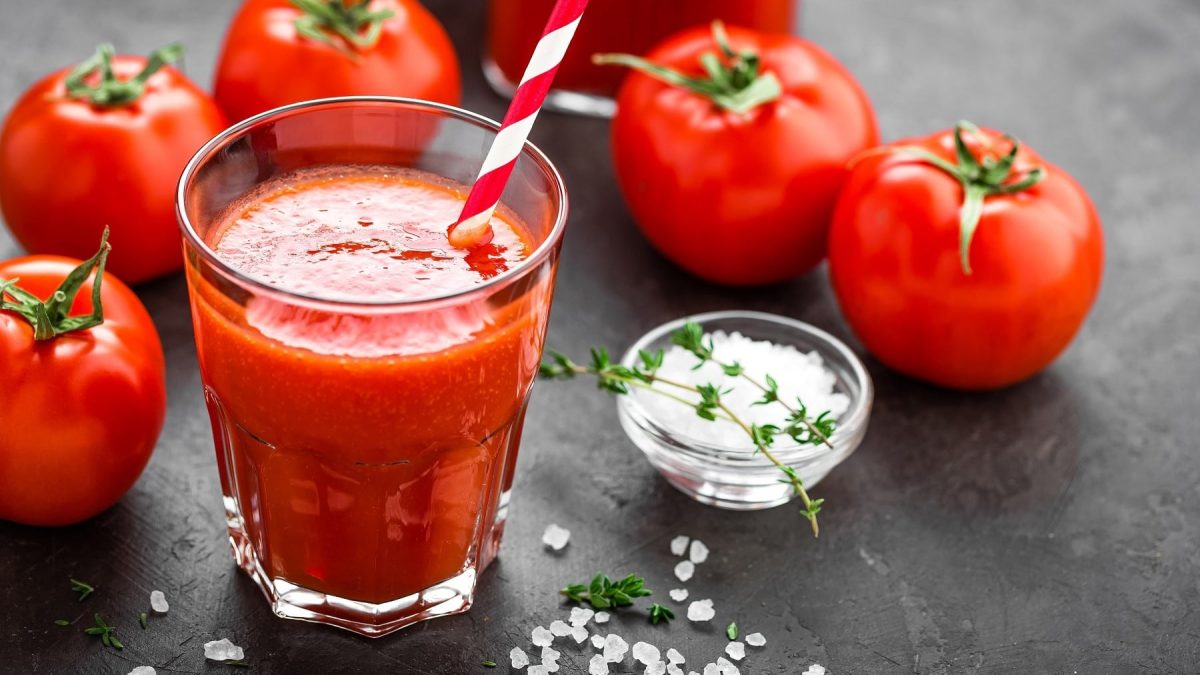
[725,642,745,661]
[802,666,827,675]
[591,634,606,649]
[128,668,155,675]
[542,662,559,674]
[594,611,610,624]
[542,646,561,663]
[745,632,766,647]
[550,620,572,637]
[529,666,549,675]
[703,665,720,675]
[674,560,695,582]
[203,638,245,662]
[667,666,685,675]
[635,331,850,448]
[511,647,530,669]
[667,648,685,664]
[632,642,661,665]
[669,588,689,602]
[716,657,740,675]
[670,535,690,556]
[689,540,710,564]
[149,590,169,613]
[532,626,554,647]
[570,606,595,626]
[542,524,571,551]
[603,634,629,662]
[571,625,589,643]
[588,655,610,675]
[687,599,715,622]
[646,661,667,675]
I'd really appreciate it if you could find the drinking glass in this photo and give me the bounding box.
[177,97,568,637]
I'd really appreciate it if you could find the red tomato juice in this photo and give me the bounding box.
[188,166,551,606]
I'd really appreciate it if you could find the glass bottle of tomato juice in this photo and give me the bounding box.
[485,0,798,116]
[178,98,567,637]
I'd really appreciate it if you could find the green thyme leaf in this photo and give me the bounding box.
[649,603,675,625]
[70,578,95,602]
[726,621,738,640]
[562,571,652,610]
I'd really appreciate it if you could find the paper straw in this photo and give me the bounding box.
[447,0,589,249]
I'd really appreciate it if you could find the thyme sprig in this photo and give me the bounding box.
[83,614,123,650]
[561,572,652,610]
[70,578,96,602]
[541,321,837,536]
[648,603,675,625]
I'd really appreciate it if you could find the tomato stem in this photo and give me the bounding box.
[291,0,395,52]
[65,44,183,108]
[593,21,783,115]
[884,121,1046,274]
[0,228,111,340]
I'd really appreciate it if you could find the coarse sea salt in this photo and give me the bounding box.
[550,620,572,637]
[571,625,589,643]
[588,654,610,675]
[646,661,668,675]
[674,560,695,582]
[570,606,595,626]
[529,665,549,675]
[725,642,745,661]
[632,642,661,665]
[511,647,530,669]
[687,599,715,622]
[591,634,606,649]
[669,588,689,602]
[128,668,155,675]
[532,626,554,647]
[745,632,766,647]
[666,648,685,664]
[716,656,740,674]
[670,535,690,556]
[802,665,826,675]
[203,638,244,662]
[593,611,610,624]
[689,540,710,565]
[149,590,169,613]
[542,524,571,551]
[635,331,850,448]
[603,634,629,662]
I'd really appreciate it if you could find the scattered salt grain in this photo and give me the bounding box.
[725,642,745,661]
[571,625,589,643]
[689,540,710,565]
[687,599,715,622]
[594,611,611,624]
[149,590,169,613]
[529,666,549,675]
[511,647,530,669]
[674,560,695,582]
[203,638,245,662]
[603,634,629,662]
[588,654,610,675]
[591,634,606,649]
[669,588,689,602]
[636,331,850,448]
[646,661,668,675]
[670,535,690,556]
[542,524,571,551]
[128,668,155,675]
[542,646,561,663]
[632,642,661,665]
[570,606,595,626]
[716,656,740,675]
[802,665,826,675]
[667,648,685,664]
[550,620,572,637]
[667,665,685,675]
[745,632,766,647]
[703,664,720,675]
[532,626,554,647]
[541,662,559,674]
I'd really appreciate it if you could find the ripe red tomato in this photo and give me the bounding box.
[214,0,462,123]
[0,235,166,526]
[828,123,1104,390]
[0,44,228,285]
[605,23,878,286]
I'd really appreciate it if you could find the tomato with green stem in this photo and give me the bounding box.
[596,22,878,286]
[827,122,1105,390]
[0,44,227,284]
[0,232,166,526]
[214,0,461,123]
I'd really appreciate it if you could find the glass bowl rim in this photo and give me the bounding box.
[617,310,874,465]
[175,96,569,310]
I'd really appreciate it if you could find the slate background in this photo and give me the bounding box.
[1,1,1198,673]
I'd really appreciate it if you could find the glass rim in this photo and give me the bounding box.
[175,96,569,310]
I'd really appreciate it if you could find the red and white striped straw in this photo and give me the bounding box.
[447,0,589,249]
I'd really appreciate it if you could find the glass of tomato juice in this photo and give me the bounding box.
[485,0,799,116]
[177,98,567,637]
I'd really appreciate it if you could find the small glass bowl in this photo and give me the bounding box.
[617,311,873,511]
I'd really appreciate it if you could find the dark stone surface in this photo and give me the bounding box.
[2,1,1198,673]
